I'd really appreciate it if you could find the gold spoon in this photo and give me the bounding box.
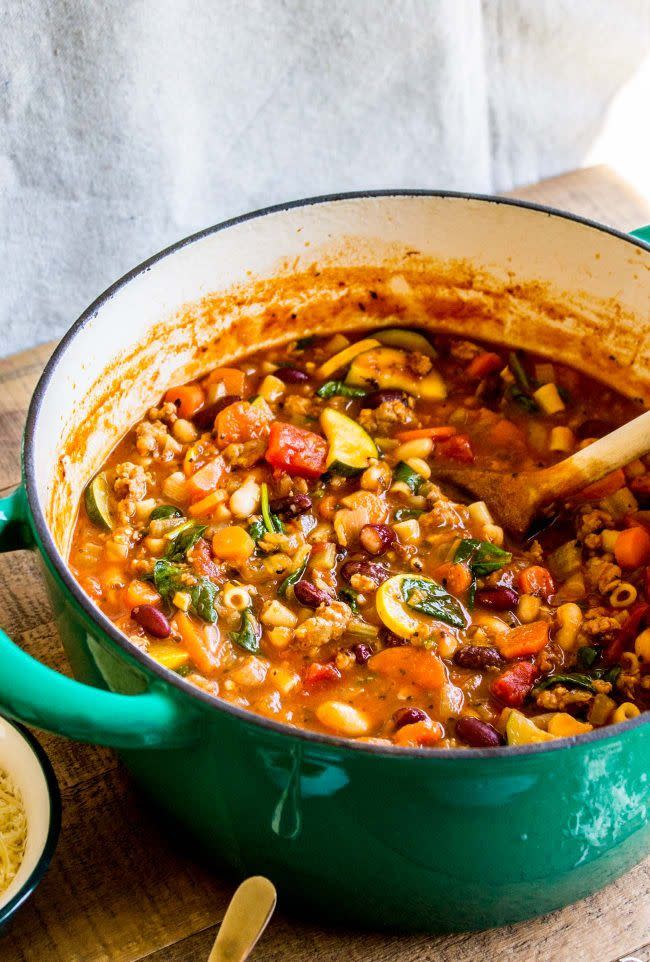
[432,408,650,535]
[208,876,277,962]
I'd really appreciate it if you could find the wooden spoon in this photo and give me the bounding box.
[432,409,650,535]
[208,876,277,962]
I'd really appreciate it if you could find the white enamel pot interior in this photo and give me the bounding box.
[26,192,650,574]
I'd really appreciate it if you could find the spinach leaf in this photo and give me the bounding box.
[190,578,219,623]
[153,560,218,623]
[316,380,367,399]
[278,557,309,597]
[453,539,512,578]
[506,385,540,413]
[339,586,360,614]
[149,504,183,522]
[248,518,266,542]
[153,559,185,600]
[165,522,207,561]
[393,461,424,494]
[295,335,316,350]
[393,507,424,522]
[400,576,467,629]
[508,351,532,392]
[261,482,284,534]
[577,645,599,669]
[594,665,621,686]
[533,673,595,693]
[231,609,261,653]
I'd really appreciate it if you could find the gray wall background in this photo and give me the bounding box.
[2,0,649,355]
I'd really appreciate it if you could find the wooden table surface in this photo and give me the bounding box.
[1,165,650,962]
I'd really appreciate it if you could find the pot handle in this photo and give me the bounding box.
[0,487,197,748]
[630,225,650,243]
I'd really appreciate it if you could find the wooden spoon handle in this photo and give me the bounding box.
[534,408,650,501]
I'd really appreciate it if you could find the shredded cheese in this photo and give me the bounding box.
[0,768,27,897]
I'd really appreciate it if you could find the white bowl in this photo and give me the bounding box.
[0,717,60,925]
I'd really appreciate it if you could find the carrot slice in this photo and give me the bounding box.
[368,647,446,690]
[174,612,219,675]
[395,426,457,442]
[496,621,549,660]
[576,469,625,502]
[164,384,205,419]
[185,456,225,500]
[466,352,503,379]
[204,367,247,396]
[517,566,555,600]
[433,562,473,596]
[614,526,650,569]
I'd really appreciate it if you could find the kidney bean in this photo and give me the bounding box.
[475,587,518,611]
[340,559,389,585]
[575,418,615,440]
[275,367,309,384]
[363,389,409,410]
[193,395,242,429]
[270,493,312,519]
[393,706,429,730]
[359,523,397,556]
[453,645,505,670]
[352,643,373,665]
[380,627,409,647]
[294,580,328,608]
[455,716,503,748]
[131,605,171,639]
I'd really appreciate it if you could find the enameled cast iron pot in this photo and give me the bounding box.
[1,194,650,932]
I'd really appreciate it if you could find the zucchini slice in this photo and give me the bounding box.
[375,328,436,357]
[85,472,114,530]
[505,710,556,746]
[320,407,378,476]
[376,574,467,638]
[316,338,380,380]
[346,347,446,400]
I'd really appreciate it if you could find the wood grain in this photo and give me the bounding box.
[1,166,649,962]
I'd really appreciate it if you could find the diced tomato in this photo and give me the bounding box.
[490,661,539,707]
[496,621,549,660]
[436,433,474,463]
[215,400,272,448]
[189,537,221,580]
[517,565,555,600]
[604,602,649,664]
[303,662,342,689]
[466,352,502,379]
[265,421,327,479]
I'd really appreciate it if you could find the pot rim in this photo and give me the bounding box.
[23,188,650,760]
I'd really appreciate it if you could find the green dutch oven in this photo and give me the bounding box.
[0,193,649,932]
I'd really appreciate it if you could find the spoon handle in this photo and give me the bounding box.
[208,876,277,962]
[534,408,650,501]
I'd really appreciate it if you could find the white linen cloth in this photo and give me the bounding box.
[1,0,649,353]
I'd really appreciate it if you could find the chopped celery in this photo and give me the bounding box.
[548,540,582,580]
